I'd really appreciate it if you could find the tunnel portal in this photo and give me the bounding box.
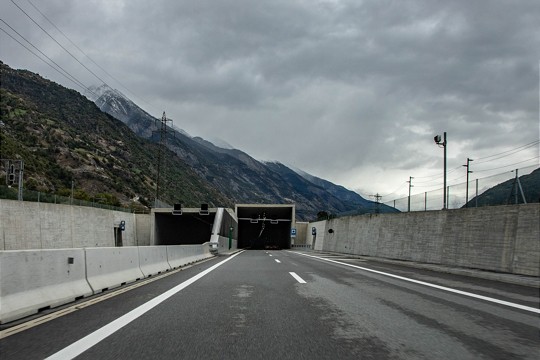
[236,204,295,250]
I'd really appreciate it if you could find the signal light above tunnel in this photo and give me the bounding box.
[199,203,209,215]
[172,203,182,215]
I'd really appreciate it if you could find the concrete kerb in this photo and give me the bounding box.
[309,250,540,288]
[0,249,93,324]
[84,247,144,293]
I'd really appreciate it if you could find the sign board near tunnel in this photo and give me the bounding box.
[291,228,297,237]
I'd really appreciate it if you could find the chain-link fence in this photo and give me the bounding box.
[0,185,148,213]
[384,165,539,212]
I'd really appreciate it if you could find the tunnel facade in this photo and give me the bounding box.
[236,204,295,249]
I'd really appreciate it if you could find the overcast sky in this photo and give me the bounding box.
[1,0,539,201]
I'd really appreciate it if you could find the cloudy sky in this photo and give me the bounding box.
[1,0,539,201]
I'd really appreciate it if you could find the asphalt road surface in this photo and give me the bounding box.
[1,250,539,359]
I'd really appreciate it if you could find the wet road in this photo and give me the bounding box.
[1,250,538,359]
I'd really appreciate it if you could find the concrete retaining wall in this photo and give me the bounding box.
[0,200,150,250]
[316,204,540,276]
[0,249,93,324]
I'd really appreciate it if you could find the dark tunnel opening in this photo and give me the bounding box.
[236,205,294,250]
[154,212,216,245]
[238,220,292,249]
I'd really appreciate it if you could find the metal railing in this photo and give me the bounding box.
[384,165,538,212]
[0,185,146,213]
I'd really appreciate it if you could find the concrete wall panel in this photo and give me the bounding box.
[139,246,171,277]
[0,200,150,249]
[85,247,143,293]
[0,249,92,324]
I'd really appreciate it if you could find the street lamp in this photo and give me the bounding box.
[434,132,447,209]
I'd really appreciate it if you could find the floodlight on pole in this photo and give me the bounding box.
[434,132,447,210]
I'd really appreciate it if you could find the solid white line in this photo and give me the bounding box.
[289,252,540,314]
[45,251,245,360]
[275,259,281,263]
[289,272,307,284]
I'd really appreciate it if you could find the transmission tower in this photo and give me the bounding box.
[370,193,382,213]
[153,111,173,206]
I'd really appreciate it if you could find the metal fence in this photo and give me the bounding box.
[384,165,538,212]
[0,185,145,213]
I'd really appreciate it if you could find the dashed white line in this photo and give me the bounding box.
[289,272,307,284]
[275,259,281,263]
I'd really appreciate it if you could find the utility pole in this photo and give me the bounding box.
[407,177,414,212]
[434,132,447,209]
[462,158,473,207]
[153,111,173,206]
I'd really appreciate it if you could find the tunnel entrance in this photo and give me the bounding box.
[236,204,295,250]
[153,209,216,245]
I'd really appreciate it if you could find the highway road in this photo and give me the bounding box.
[1,250,539,359]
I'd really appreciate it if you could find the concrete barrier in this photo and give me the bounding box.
[85,247,144,293]
[139,246,171,277]
[0,249,92,324]
[216,235,238,253]
[166,244,213,268]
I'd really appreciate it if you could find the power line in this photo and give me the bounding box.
[0,24,97,97]
[0,19,96,96]
[474,140,539,164]
[474,156,539,173]
[10,0,110,88]
[24,0,158,114]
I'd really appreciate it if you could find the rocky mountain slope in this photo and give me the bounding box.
[1,61,387,219]
[0,61,230,210]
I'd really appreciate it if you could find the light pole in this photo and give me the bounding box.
[462,158,473,207]
[434,132,447,210]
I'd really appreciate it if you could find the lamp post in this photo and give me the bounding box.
[434,132,447,209]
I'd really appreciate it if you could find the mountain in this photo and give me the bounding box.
[1,61,385,220]
[88,82,389,219]
[0,61,230,209]
[465,167,540,207]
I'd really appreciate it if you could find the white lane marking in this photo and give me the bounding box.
[289,272,307,284]
[289,252,540,314]
[45,251,245,360]
[275,259,281,263]
[269,254,273,257]
[0,258,217,340]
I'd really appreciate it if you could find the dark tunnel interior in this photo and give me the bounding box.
[155,212,216,245]
[236,206,294,249]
